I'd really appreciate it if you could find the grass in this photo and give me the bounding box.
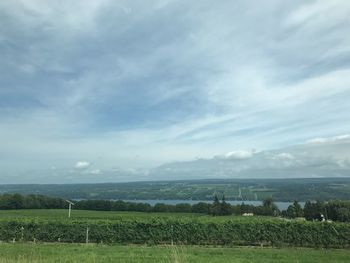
[0,209,278,223]
[0,209,200,220]
[0,243,349,263]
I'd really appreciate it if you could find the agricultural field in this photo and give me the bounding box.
[0,209,279,223]
[0,210,349,248]
[1,243,350,263]
[0,210,350,262]
[0,209,203,221]
[2,178,350,201]
[0,209,264,223]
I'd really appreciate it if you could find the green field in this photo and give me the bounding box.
[0,209,270,222]
[0,209,349,248]
[0,209,202,220]
[1,243,350,263]
[0,210,350,262]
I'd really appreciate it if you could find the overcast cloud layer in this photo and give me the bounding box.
[1,1,350,183]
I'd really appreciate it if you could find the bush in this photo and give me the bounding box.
[0,218,349,248]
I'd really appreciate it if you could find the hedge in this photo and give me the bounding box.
[0,218,349,248]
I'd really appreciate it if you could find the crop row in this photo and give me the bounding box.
[0,219,349,248]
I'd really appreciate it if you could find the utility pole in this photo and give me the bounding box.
[66,200,75,218]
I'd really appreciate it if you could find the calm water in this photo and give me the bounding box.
[123,200,305,210]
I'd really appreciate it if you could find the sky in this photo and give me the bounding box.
[1,0,350,183]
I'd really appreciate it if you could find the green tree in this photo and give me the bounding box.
[209,195,221,216]
[261,198,279,216]
[192,202,210,214]
[286,201,304,218]
[220,195,232,215]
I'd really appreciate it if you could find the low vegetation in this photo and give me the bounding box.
[0,209,349,248]
[1,243,350,263]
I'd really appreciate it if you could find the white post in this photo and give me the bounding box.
[68,203,71,218]
[21,226,24,241]
[86,227,89,244]
[66,200,75,218]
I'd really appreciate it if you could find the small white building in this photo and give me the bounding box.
[242,213,254,216]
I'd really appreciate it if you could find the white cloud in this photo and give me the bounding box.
[337,158,350,169]
[150,138,350,180]
[75,161,91,169]
[272,153,295,160]
[306,134,350,144]
[284,1,347,27]
[225,150,254,160]
[90,169,101,175]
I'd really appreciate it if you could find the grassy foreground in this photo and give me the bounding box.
[0,243,349,263]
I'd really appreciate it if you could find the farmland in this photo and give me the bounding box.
[0,209,286,223]
[0,210,350,262]
[0,209,349,248]
[2,178,350,201]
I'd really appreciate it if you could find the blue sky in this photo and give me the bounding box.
[1,1,350,182]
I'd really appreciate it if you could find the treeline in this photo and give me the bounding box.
[280,200,350,222]
[60,196,281,217]
[1,193,350,222]
[0,194,66,210]
[207,196,280,216]
[303,200,350,222]
[0,193,278,216]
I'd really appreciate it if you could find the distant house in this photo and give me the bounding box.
[320,214,325,222]
[242,213,254,216]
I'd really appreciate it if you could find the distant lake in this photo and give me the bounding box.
[122,200,305,210]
